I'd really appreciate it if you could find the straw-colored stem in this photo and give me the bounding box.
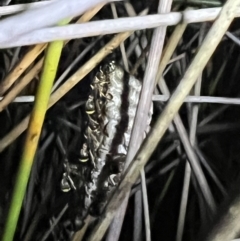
[140,169,151,241]
[72,216,93,241]
[156,23,187,83]
[0,44,46,95]
[0,59,44,112]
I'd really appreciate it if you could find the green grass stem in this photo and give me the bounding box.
[1,18,70,241]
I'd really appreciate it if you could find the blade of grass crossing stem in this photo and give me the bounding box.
[1,18,70,241]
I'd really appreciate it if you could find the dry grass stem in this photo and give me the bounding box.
[0,44,46,95]
[75,3,105,23]
[125,0,172,170]
[52,36,102,92]
[0,0,118,44]
[195,147,227,196]
[0,116,30,152]
[198,105,228,126]
[0,96,34,103]
[111,3,129,71]
[105,1,172,241]
[176,26,205,241]
[133,189,142,241]
[0,1,53,16]
[9,47,21,71]
[105,196,128,241]
[176,162,191,241]
[72,216,93,241]
[141,169,151,241]
[105,7,149,241]
[173,113,215,210]
[0,13,180,48]
[225,31,240,46]
[156,23,187,83]
[3,7,240,48]
[152,95,240,105]
[0,59,43,112]
[41,204,69,241]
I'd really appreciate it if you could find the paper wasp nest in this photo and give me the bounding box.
[81,61,145,215]
[61,61,151,222]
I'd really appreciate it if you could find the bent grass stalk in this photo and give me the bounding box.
[1,18,70,241]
